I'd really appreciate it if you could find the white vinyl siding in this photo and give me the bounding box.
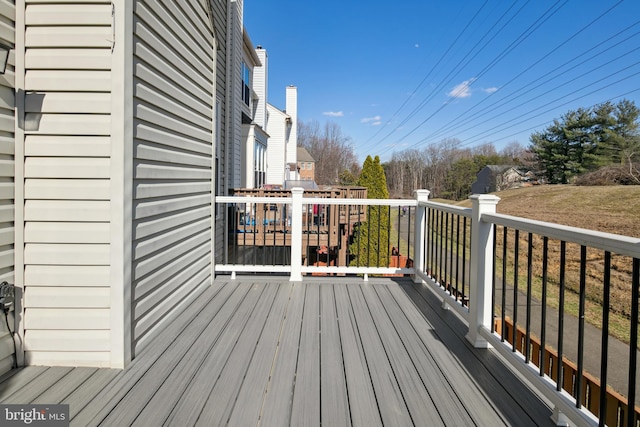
[212,0,226,264]
[0,0,15,376]
[132,0,214,354]
[21,0,113,367]
[265,104,288,186]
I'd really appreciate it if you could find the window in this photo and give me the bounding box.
[254,141,266,188]
[241,61,251,106]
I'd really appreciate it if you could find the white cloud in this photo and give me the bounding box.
[323,111,344,117]
[361,115,382,124]
[415,44,420,48]
[483,87,498,94]
[447,78,476,98]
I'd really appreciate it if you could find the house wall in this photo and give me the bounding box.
[17,0,216,368]
[19,0,115,367]
[265,104,288,186]
[212,0,227,264]
[0,0,15,375]
[226,0,242,189]
[131,0,215,355]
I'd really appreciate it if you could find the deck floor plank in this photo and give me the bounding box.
[1,367,72,404]
[346,284,414,426]
[334,283,383,427]
[128,281,252,426]
[226,281,293,426]
[0,278,556,427]
[164,282,269,426]
[402,281,554,426]
[319,284,350,426]
[196,282,283,426]
[64,368,120,420]
[31,367,97,404]
[290,282,321,426]
[72,280,226,426]
[373,282,478,425]
[100,281,248,426]
[0,366,49,401]
[258,282,306,426]
[361,283,445,425]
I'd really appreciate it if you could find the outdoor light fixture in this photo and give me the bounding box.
[0,43,11,74]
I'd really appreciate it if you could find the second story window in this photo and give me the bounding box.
[241,61,251,106]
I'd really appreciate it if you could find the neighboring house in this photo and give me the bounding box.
[0,0,258,375]
[265,86,298,187]
[297,146,315,182]
[240,36,268,189]
[471,165,536,194]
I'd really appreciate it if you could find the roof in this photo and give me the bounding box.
[296,146,315,162]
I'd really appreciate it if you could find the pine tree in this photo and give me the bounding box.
[350,155,390,267]
[530,99,640,183]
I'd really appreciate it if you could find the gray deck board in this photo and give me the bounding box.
[258,282,305,426]
[99,281,246,426]
[347,284,414,426]
[290,282,321,426]
[31,367,97,404]
[73,280,226,426]
[64,368,120,420]
[402,281,555,426]
[0,366,49,400]
[373,283,477,425]
[319,284,350,426]
[165,282,267,426]
[1,367,73,404]
[334,284,383,427]
[226,281,293,426]
[0,277,555,427]
[196,282,281,426]
[362,283,445,425]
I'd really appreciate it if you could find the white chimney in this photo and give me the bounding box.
[285,85,297,165]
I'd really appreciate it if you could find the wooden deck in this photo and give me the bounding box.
[0,277,555,426]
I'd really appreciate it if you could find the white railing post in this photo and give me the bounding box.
[413,190,430,284]
[467,194,500,348]
[290,187,304,281]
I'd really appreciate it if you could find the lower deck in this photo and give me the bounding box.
[0,277,554,426]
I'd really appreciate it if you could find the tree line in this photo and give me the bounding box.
[297,99,639,200]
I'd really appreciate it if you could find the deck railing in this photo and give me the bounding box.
[215,188,640,427]
[216,188,416,280]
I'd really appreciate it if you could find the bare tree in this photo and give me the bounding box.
[298,120,359,185]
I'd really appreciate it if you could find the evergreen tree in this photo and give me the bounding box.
[350,155,390,267]
[530,100,640,183]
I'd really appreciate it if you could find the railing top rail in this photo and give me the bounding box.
[422,200,472,218]
[217,195,417,207]
[484,212,640,258]
[301,198,417,207]
[216,196,293,205]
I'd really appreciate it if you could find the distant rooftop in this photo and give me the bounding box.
[296,146,314,163]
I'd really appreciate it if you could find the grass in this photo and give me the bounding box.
[462,185,639,343]
[402,186,638,343]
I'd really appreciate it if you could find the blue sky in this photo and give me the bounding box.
[244,1,640,163]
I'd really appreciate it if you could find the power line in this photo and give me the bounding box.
[372,1,533,148]
[376,0,569,156]
[379,0,632,158]
[362,0,491,146]
[423,15,640,144]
